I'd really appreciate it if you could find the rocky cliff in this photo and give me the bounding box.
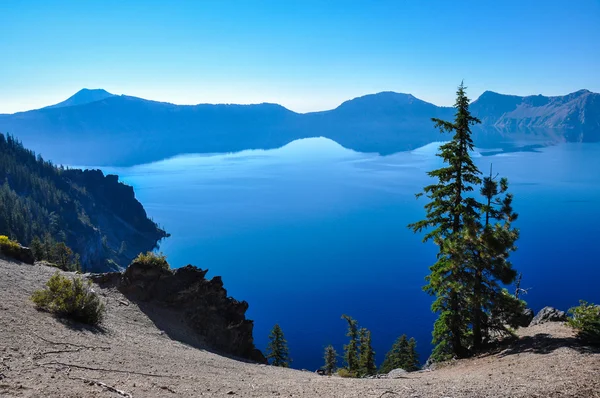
[92,259,265,363]
[0,133,168,272]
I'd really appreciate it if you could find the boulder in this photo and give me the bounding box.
[386,368,408,379]
[530,306,567,326]
[512,308,535,327]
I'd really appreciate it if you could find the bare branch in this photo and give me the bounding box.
[40,361,177,378]
[69,376,133,398]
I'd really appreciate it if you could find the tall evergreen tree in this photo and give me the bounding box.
[409,83,524,360]
[266,324,290,367]
[341,315,359,373]
[323,345,338,376]
[409,82,482,360]
[358,328,376,376]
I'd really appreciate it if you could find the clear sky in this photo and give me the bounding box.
[1,0,599,113]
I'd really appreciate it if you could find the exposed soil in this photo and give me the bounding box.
[1,258,599,397]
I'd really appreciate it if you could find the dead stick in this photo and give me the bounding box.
[31,333,110,350]
[42,348,81,355]
[378,391,399,398]
[41,361,176,378]
[70,376,133,398]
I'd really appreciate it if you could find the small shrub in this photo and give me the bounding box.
[0,235,35,263]
[0,235,21,257]
[0,235,22,255]
[132,251,169,270]
[32,272,105,325]
[567,301,600,345]
[336,368,358,378]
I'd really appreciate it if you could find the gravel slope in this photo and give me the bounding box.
[1,258,598,397]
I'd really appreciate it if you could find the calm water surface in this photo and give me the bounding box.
[105,138,600,369]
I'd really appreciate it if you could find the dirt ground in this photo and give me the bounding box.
[1,258,599,397]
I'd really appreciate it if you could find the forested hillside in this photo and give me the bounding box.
[0,133,168,271]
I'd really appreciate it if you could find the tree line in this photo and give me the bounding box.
[265,315,419,377]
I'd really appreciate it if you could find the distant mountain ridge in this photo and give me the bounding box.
[0,88,598,166]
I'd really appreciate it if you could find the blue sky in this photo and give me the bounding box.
[1,0,599,113]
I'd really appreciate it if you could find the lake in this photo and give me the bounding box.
[104,137,600,370]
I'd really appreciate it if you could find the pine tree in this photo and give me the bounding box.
[409,82,482,360]
[380,335,420,373]
[358,328,376,376]
[341,315,359,374]
[380,334,406,374]
[409,83,524,360]
[323,345,337,376]
[30,236,43,261]
[470,168,523,347]
[53,242,74,271]
[406,337,419,372]
[266,324,289,367]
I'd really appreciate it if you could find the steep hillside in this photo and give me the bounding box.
[1,89,597,166]
[0,133,167,271]
[1,258,598,397]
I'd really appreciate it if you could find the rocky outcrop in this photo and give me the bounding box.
[530,307,567,326]
[61,169,169,271]
[0,244,34,264]
[512,308,535,327]
[91,261,265,363]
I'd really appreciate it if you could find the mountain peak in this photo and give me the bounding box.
[335,91,432,112]
[573,89,591,96]
[45,88,116,109]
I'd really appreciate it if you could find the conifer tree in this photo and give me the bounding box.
[406,337,419,371]
[380,334,406,374]
[409,83,524,360]
[380,334,419,373]
[358,328,376,376]
[469,168,523,347]
[323,345,337,376]
[30,236,43,261]
[266,324,290,367]
[409,82,482,360]
[341,315,359,373]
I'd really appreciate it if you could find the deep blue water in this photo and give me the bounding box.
[104,138,600,370]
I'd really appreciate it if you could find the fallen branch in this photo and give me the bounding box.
[378,391,399,398]
[42,348,81,355]
[41,361,176,378]
[70,376,133,398]
[31,333,110,351]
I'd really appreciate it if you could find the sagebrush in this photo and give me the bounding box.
[568,301,600,345]
[31,272,105,325]
[132,251,169,270]
[0,235,21,258]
